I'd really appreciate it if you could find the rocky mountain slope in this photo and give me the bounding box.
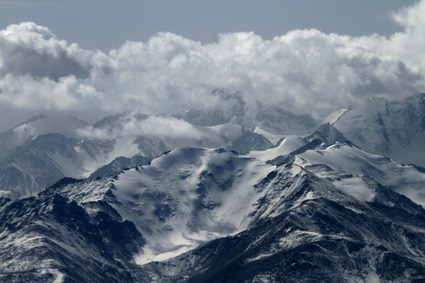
[0,119,424,282]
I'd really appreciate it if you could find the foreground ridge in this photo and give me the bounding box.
[0,139,424,282]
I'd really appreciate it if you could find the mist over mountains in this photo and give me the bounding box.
[0,0,425,121]
[0,90,424,282]
[0,0,425,282]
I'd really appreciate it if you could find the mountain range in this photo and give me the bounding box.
[0,92,424,282]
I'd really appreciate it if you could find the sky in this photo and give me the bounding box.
[0,0,424,131]
[0,0,418,51]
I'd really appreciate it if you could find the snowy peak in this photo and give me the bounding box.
[174,88,318,135]
[1,137,425,282]
[0,112,140,199]
[173,89,246,126]
[109,147,275,264]
[322,107,348,124]
[38,147,277,267]
[255,101,317,135]
[305,122,350,145]
[294,142,425,207]
[0,108,276,199]
[0,112,89,150]
[12,112,89,138]
[335,93,425,167]
[0,91,425,281]
[250,122,349,164]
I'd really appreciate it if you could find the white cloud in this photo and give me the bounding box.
[0,22,92,79]
[76,114,202,140]
[0,1,425,119]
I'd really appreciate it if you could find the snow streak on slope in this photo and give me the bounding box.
[296,143,425,206]
[250,136,306,162]
[322,108,348,125]
[110,148,275,264]
[335,93,425,167]
[0,93,424,281]
[333,177,375,202]
[9,113,89,145]
[253,127,284,145]
[135,155,425,282]
[1,136,425,282]
[0,109,277,199]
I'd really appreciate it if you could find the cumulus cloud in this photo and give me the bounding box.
[0,1,425,119]
[0,22,92,79]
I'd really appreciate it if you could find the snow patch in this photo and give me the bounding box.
[296,144,425,207]
[250,136,305,162]
[109,148,275,265]
[333,177,375,202]
[253,127,284,145]
[322,108,348,125]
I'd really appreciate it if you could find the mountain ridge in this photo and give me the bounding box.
[0,93,424,281]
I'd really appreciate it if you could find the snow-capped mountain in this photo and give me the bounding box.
[0,113,104,198]
[0,110,277,199]
[0,92,424,282]
[1,119,424,282]
[252,124,425,207]
[0,113,88,157]
[0,89,322,199]
[334,93,425,167]
[174,89,318,135]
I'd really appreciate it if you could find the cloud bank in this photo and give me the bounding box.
[76,114,202,140]
[0,1,425,119]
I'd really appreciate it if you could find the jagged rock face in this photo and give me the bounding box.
[0,192,144,283]
[148,176,425,282]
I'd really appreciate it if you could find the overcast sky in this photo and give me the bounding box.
[0,0,423,131]
[0,0,418,51]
